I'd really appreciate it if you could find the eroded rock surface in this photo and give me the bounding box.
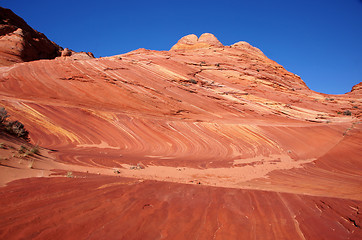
[0,10,361,240]
[59,48,94,60]
[0,7,94,66]
[0,7,62,66]
[171,33,224,50]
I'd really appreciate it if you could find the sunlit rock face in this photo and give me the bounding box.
[171,33,224,50]
[59,48,94,60]
[349,82,362,96]
[0,10,361,240]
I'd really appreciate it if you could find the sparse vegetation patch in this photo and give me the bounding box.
[0,107,29,140]
[30,145,40,155]
[343,110,352,116]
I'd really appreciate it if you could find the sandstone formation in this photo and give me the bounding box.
[59,48,95,60]
[350,82,362,95]
[0,7,94,66]
[0,7,63,66]
[171,33,224,50]
[0,10,361,240]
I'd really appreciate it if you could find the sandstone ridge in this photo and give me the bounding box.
[0,7,94,66]
[0,7,62,66]
[59,48,95,60]
[350,82,362,95]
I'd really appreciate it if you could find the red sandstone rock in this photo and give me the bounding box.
[0,7,62,66]
[59,48,94,60]
[175,34,198,45]
[61,48,72,57]
[1,177,361,240]
[232,41,266,56]
[198,33,223,47]
[350,82,362,95]
[171,33,224,50]
[0,11,361,240]
[0,7,94,66]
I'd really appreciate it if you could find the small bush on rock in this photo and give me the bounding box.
[0,107,9,123]
[0,107,29,140]
[343,110,352,116]
[30,145,40,155]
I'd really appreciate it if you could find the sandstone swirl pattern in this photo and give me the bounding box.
[0,31,361,239]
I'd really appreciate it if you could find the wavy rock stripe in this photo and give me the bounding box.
[0,177,361,240]
[0,49,359,122]
[0,30,361,239]
[1,101,346,166]
[3,97,361,203]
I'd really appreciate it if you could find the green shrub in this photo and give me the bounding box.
[0,107,9,124]
[18,145,27,154]
[30,145,40,155]
[0,107,29,140]
[6,121,29,139]
[186,79,198,84]
[343,110,352,116]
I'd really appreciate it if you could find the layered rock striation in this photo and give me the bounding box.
[0,10,361,240]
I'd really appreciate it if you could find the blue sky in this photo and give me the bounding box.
[2,0,362,94]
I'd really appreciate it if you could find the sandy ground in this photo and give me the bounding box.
[0,140,314,190]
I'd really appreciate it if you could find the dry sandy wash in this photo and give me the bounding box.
[0,9,362,239]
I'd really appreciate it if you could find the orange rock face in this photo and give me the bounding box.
[350,82,362,95]
[171,33,224,50]
[0,14,361,239]
[59,48,95,60]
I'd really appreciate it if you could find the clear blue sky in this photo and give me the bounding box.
[2,0,362,94]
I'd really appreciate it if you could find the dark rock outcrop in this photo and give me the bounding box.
[0,7,62,66]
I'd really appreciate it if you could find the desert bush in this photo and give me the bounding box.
[18,145,27,154]
[0,107,9,123]
[30,145,40,155]
[343,110,352,116]
[6,120,29,139]
[186,79,198,84]
[0,107,29,140]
